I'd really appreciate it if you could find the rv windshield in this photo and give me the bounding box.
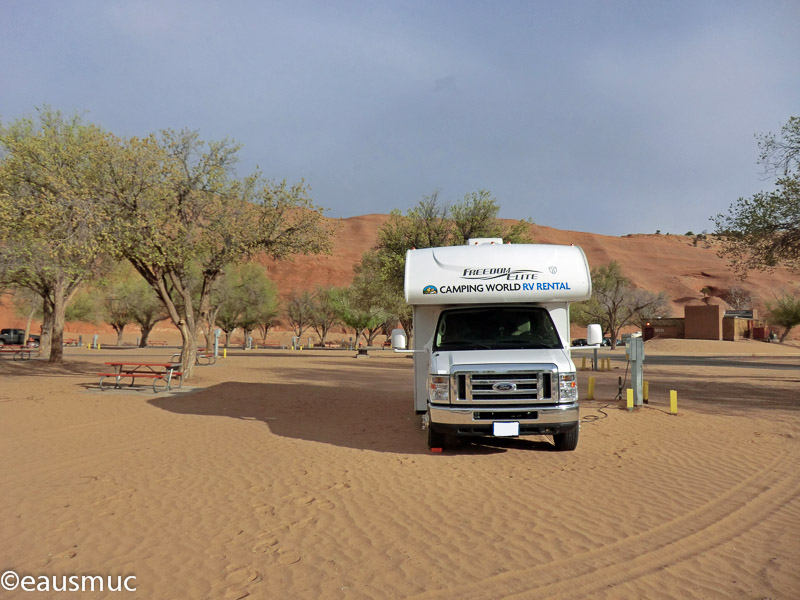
[433,306,563,351]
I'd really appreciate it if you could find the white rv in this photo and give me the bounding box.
[392,239,598,451]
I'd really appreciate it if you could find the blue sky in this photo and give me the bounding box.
[2,0,798,236]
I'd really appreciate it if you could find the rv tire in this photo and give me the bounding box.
[553,426,579,451]
[427,423,449,450]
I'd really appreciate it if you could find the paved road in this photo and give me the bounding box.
[573,350,800,371]
[642,355,799,371]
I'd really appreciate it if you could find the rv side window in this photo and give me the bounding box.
[433,306,563,351]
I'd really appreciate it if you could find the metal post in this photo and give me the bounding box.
[628,336,645,407]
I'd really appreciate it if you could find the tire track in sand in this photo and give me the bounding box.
[408,443,800,600]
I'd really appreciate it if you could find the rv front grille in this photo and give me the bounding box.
[452,368,555,404]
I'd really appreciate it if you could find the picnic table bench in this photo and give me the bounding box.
[170,349,217,366]
[99,362,183,393]
[147,340,168,347]
[0,345,32,360]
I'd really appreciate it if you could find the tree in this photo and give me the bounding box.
[126,277,169,347]
[376,191,532,292]
[758,116,800,177]
[286,290,315,340]
[370,191,533,340]
[212,263,278,347]
[350,252,405,344]
[713,117,800,275]
[65,288,102,326]
[95,263,139,346]
[0,108,111,362]
[331,286,388,346]
[309,286,340,346]
[214,295,239,348]
[450,189,532,245]
[765,289,800,343]
[232,265,278,346]
[719,286,758,310]
[257,314,281,343]
[573,261,670,348]
[101,130,333,378]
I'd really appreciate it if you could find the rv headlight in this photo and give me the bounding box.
[428,375,450,404]
[559,372,578,402]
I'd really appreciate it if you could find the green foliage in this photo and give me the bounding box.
[713,117,800,274]
[65,289,102,324]
[93,261,168,345]
[0,108,113,360]
[213,263,278,345]
[573,261,670,348]
[330,286,388,346]
[366,190,533,340]
[100,129,334,376]
[285,290,316,339]
[765,289,800,342]
[308,286,341,345]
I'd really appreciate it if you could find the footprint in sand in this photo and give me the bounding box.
[276,548,301,565]
[222,565,263,598]
[250,535,280,554]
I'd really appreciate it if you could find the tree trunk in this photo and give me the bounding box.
[177,319,197,379]
[399,315,413,348]
[23,305,35,344]
[50,289,66,363]
[115,325,125,346]
[779,326,793,343]
[40,301,53,360]
[139,322,155,348]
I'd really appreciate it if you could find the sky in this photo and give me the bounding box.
[1,0,798,236]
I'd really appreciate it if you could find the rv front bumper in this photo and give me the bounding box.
[429,402,579,436]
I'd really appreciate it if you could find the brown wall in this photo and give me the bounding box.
[644,318,685,340]
[722,317,753,341]
[685,305,723,340]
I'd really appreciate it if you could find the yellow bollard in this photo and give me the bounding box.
[606,357,612,371]
[223,348,227,359]
[626,389,634,411]
[587,376,595,400]
[581,356,587,370]
[670,390,678,414]
[98,343,101,350]
[643,380,649,402]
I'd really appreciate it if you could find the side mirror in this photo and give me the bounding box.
[391,328,407,350]
[587,324,602,346]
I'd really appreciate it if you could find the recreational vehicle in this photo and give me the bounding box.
[392,239,599,450]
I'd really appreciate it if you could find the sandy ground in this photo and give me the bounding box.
[1,341,799,599]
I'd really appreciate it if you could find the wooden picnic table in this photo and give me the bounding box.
[99,362,183,393]
[171,349,217,366]
[0,345,32,360]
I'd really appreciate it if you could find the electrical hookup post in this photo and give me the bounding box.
[214,328,221,358]
[626,334,645,408]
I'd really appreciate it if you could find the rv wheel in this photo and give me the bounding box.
[553,427,579,451]
[427,423,448,450]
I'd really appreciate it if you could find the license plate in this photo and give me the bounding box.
[493,421,520,437]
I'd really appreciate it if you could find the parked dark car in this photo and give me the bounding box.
[0,328,26,345]
[571,338,588,346]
